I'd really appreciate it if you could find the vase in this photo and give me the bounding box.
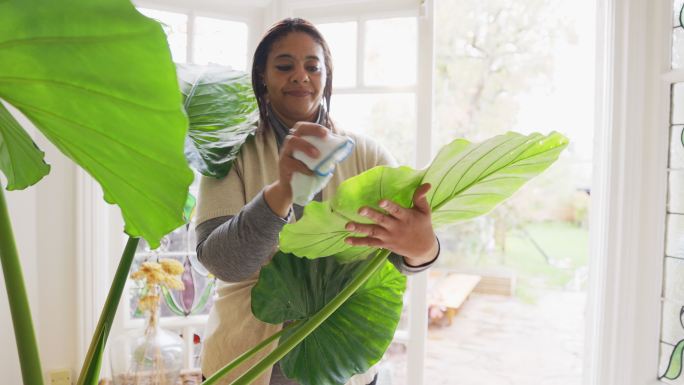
[110,307,184,385]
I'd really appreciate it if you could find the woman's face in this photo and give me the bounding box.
[263,32,327,127]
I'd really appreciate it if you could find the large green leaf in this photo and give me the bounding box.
[279,201,374,262]
[280,131,568,262]
[251,252,406,385]
[425,131,569,225]
[0,103,50,190]
[179,64,259,178]
[331,166,425,223]
[280,166,424,262]
[0,0,193,247]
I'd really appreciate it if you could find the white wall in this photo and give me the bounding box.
[0,104,77,384]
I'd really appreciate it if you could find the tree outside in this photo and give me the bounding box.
[432,0,594,300]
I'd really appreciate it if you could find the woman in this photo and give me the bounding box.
[195,18,440,385]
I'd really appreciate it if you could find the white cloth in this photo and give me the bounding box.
[291,130,354,205]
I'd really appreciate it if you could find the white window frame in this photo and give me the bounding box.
[132,0,265,68]
[585,1,671,385]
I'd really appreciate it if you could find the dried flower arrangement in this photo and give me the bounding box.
[130,259,185,329]
[109,258,187,385]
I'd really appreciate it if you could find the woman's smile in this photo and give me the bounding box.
[284,88,313,97]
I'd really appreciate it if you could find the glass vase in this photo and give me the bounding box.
[110,307,184,385]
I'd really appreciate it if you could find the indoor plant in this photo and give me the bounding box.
[0,1,568,384]
[0,1,193,384]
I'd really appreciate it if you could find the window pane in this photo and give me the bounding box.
[137,8,188,63]
[364,18,417,86]
[673,27,684,69]
[666,78,684,385]
[671,126,684,169]
[664,257,684,303]
[674,84,684,126]
[659,340,684,384]
[430,1,593,383]
[667,214,684,258]
[659,300,684,383]
[332,93,416,166]
[135,222,188,253]
[675,0,684,26]
[378,342,408,385]
[662,300,684,343]
[128,253,216,319]
[317,22,357,88]
[129,174,215,321]
[670,171,684,214]
[193,17,247,70]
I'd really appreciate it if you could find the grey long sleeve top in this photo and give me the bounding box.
[195,190,439,283]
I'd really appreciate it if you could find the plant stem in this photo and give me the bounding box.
[76,237,140,385]
[229,249,392,385]
[202,319,301,385]
[0,187,44,385]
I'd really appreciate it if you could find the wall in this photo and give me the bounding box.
[0,104,77,384]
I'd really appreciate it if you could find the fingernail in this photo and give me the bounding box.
[359,208,368,215]
[380,200,388,208]
[346,223,355,231]
[345,238,353,244]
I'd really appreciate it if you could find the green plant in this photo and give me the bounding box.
[0,1,259,385]
[203,131,568,385]
[0,2,568,385]
[178,63,260,178]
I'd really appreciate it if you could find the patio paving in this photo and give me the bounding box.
[379,290,586,385]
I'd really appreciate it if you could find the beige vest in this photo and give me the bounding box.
[196,126,395,385]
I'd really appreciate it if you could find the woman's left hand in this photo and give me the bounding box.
[344,183,439,267]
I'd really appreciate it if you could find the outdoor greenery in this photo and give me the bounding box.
[432,0,590,297]
[505,221,588,303]
[434,0,573,143]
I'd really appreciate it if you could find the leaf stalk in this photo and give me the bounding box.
[228,249,392,385]
[76,237,139,385]
[202,320,301,385]
[0,186,44,385]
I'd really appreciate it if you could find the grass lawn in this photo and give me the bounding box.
[502,221,589,302]
[435,220,589,303]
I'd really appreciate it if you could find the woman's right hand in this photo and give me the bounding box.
[264,122,328,217]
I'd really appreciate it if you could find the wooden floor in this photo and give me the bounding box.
[379,291,586,385]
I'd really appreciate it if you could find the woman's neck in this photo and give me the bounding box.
[270,106,318,128]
